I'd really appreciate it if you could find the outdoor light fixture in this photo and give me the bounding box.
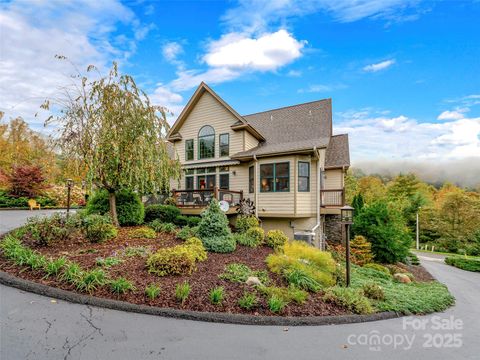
[341,205,355,287]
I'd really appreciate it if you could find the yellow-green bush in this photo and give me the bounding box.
[244,226,264,246]
[363,263,391,276]
[129,227,156,239]
[235,216,259,234]
[323,286,373,315]
[184,237,207,262]
[265,230,288,249]
[266,241,336,290]
[146,246,196,276]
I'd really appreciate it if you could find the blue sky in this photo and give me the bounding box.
[1,0,479,173]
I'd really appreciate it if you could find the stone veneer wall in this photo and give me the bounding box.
[324,214,344,245]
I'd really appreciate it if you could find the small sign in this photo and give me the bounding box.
[219,200,230,212]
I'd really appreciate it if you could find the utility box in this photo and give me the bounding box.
[294,231,315,245]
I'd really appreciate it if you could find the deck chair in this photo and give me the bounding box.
[28,199,41,210]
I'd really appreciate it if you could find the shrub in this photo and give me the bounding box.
[353,201,411,264]
[209,286,224,305]
[406,252,420,266]
[123,246,150,258]
[163,197,176,206]
[235,215,259,234]
[8,165,46,198]
[148,220,177,234]
[86,189,144,226]
[266,241,336,290]
[146,246,197,276]
[362,263,391,276]
[259,285,308,304]
[445,257,480,272]
[96,256,123,268]
[26,213,73,246]
[186,216,201,227]
[44,257,67,278]
[174,215,189,227]
[144,204,180,223]
[268,295,287,313]
[110,277,135,295]
[323,287,373,315]
[83,214,117,243]
[362,282,385,300]
[129,227,156,239]
[175,281,191,304]
[59,262,83,284]
[177,225,198,240]
[219,263,270,284]
[76,268,107,293]
[244,227,264,247]
[145,284,161,300]
[350,235,373,265]
[184,237,207,262]
[265,230,288,250]
[238,292,258,310]
[197,199,234,253]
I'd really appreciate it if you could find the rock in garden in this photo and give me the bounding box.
[245,276,262,286]
[394,273,411,283]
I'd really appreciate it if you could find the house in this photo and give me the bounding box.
[167,82,350,248]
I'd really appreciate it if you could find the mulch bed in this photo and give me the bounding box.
[396,262,435,282]
[0,227,346,317]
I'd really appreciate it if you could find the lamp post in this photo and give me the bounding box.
[66,179,73,219]
[416,207,422,250]
[341,205,354,287]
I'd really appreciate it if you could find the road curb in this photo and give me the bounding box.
[0,270,401,326]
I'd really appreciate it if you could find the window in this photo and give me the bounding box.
[219,174,229,189]
[185,139,194,161]
[219,133,229,156]
[298,162,310,192]
[198,175,216,189]
[260,162,290,192]
[198,126,215,159]
[185,176,194,190]
[184,169,194,175]
[249,166,254,193]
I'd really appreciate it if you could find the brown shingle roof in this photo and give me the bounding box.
[232,99,333,158]
[325,134,350,168]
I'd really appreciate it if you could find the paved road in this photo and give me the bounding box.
[0,209,73,234]
[1,212,479,359]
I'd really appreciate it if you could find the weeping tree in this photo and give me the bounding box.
[43,57,181,225]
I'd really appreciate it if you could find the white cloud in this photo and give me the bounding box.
[149,85,184,125]
[287,70,302,77]
[335,108,480,161]
[162,42,184,62]
[363,59,396,72]
[0,0,142,129]
[298,83,346,93]
[437,108,468,121]
[203,30,305,71]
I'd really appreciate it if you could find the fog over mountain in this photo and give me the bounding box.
[352,157,480,189]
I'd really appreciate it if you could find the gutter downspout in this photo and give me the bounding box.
[310,146,322,248]
[253,155,258,219]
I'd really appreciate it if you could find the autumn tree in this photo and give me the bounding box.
[44,59,181,225]
[8,165,46,197]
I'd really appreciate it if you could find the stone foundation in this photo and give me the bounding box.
[324,214,344,245]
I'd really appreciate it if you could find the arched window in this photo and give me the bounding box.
[198,125,215,159]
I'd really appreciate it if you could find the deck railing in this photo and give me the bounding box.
[321,189,345,207]
[172,187,243,208]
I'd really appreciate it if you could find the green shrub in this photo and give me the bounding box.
[144,204,180,223]
[174,215,189,227]
[445,257,480,272]
[244,227,264,247]
[145,284,161,300]
[259,285,308,304]
[86,189,144,226]
[177,225,198,240]
[76,268,107,293]
[238,292,258,310]
[184,237,207,262]
[83,214,117,243]
[148,220,177,234]
[96,256,123,268]
[362,263,391,276]
[146,245,197,276]
[268,295,287,313]
[129,227,157,239]
[266,241,336,290]
[110,277,135,295]
[235,215,259,234]
[350,235,373,265]
[59,262,83,284]
[44,257,67,278]
[406,252,420,265]
[265,229,288,250]
[123,246,150,258]
[362,282,385,300]
[197,199,235,253]
[209,286,224,305]
[186,216,201,227]
[164,197,176,206]
[26,213,73,246]
[219,263,270,284]
[175,281,191,304]
[323,287,373,314]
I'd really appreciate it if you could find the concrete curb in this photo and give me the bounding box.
[0,270,401,326]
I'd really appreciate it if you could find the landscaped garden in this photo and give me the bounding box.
[0,191,455,317]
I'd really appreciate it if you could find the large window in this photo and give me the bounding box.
[298,161,310,192]
[260,162,289,192]
[185,139,194,161]
[198,125,215,159]
[219,166,229,189]
[249,166,254,193]
[219,133,229,157]
[197,167,216,189]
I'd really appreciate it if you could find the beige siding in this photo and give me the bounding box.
[174,92,244,164]
[324,169,343,189]
[244,131,259,150]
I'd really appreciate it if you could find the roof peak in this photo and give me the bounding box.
[243,98,331,117]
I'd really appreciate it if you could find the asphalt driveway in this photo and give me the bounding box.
[1,212,479,359]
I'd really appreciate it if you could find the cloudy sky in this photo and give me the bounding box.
[1,0,479,173]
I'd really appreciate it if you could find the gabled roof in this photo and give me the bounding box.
[167,82,265,142]
[325,134,350,169]
[232,99,333,159]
